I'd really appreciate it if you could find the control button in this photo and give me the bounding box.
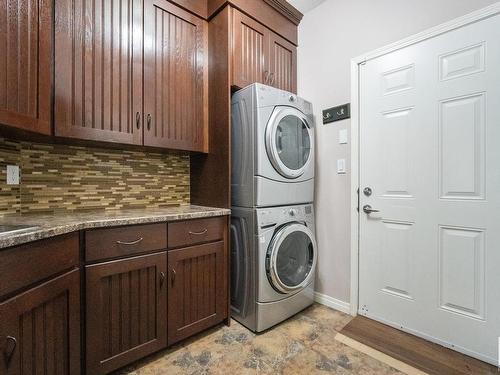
[289,95,296,102]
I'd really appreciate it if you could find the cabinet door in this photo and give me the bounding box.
[85,253,167,375]
[269,32,297,93]
[54,0,143,145]
[167,241,226,345]
[0,0,52,135]
[0,269,81,375]
[143,0,208,152]
[232,9,269,89]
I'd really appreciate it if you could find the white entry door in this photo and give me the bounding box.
[359,12,500,364]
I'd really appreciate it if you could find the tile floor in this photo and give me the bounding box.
[116,304,404,374]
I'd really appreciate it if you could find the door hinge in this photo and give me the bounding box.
[356,188,360,212]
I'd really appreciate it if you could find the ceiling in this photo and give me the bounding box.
[287,0,326,14]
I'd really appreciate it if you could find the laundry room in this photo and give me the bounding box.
[0,0,499,374]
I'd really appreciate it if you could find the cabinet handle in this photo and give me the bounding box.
[3,336,17,368]
[170,267,176,286]
[264,70,269,84]
[147,114,152,130]
[188,229,208,236]
[269,72,275,86]
[159,271,166,289]
[135,112,141,129]
[116,237,143,246]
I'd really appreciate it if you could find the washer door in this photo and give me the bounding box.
[265,107,312,179]
[266,223,317,294]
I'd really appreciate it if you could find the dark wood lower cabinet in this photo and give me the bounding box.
[0,269,81,375]
[0,218,228,374]
[85,252,168,375]
[167,241,226,345]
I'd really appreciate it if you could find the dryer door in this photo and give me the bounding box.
[266,223,317,294]
[265,107,313,179]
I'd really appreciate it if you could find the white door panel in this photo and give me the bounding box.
[359,12,500,364]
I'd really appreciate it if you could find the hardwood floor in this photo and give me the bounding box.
[340,316,497,375]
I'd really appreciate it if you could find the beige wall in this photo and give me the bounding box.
[297,0,499,303]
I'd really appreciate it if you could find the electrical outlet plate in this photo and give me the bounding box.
[6,165,20,185]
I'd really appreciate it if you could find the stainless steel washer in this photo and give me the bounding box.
[230,204,316,332]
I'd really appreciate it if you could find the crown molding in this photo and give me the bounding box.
[263,0,303,25]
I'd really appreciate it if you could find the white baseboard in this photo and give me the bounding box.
[314,292,351,314]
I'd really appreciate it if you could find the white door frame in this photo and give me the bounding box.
[349,2,500,317]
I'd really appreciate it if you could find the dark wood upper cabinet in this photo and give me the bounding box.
[143,0,208,152]
[269,32,297,93]
[0,0,52,135]
[54,0,208,152]
[54,0,144,145]
[167,241,226,345]
[85,252,167,375]
[231,8,297,94]
[232,10,268,89]
[0,269,81,375]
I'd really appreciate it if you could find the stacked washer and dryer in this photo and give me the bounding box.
[230,83,317,332]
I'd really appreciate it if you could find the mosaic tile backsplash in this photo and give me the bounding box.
[0,138,190,215]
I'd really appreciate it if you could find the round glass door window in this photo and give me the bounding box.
[267,224,316,294]
[266,108,312,179]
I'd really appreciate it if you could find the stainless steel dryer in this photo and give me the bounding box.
[231,84,315,207]
[230,204,317,332]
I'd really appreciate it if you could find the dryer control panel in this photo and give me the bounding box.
[257,204,314,228]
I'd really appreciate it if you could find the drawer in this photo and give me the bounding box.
[168,217,225,248]
[86,223,167,262]
[0,233,79,299]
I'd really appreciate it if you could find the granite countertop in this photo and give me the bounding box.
[0,205,231,249]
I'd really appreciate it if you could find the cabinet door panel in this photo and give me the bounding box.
[54,0,143,145]
[269,33,297,93]
[167,241,226,345]
[0,0,52,134]
[0,269,81,375]
[232,9,269,89]
[86,253,167,375]
[144,0,208,152]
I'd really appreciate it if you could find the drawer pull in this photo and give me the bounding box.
[170,267,176,286]
[135,111,141,129]
[159,271,166,289]
[116,237,144,246]
[188,229,208,236]
[3,336,17,368]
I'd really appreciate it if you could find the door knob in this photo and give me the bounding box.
[363,205,380,214]
[363,187,372,196]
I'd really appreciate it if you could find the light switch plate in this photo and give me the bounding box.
[337,159,346,174]
[6,165,20,185]
[339,129,348,144]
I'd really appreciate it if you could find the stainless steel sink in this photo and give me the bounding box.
[0,225,39,236]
